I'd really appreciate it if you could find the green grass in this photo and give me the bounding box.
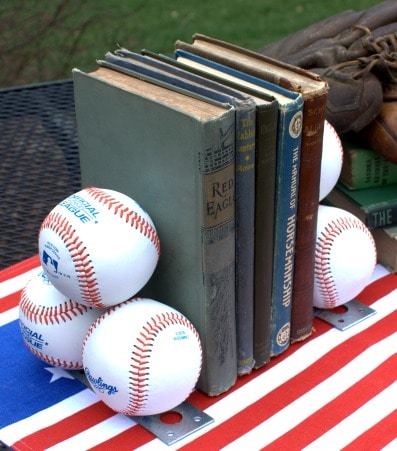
[0,0,381,88]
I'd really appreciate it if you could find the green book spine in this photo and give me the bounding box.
[326,183,397,230]
[340,140,397,190]
[73,67,237,396]
[252,103,278,367]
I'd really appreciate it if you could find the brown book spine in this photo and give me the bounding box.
[290,95,327,342]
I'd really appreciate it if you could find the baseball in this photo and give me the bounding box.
[313,205,377,309]
[19,268,106,369]
[38,187,160,308]
[82,298,202,416]
[319,120,344,201]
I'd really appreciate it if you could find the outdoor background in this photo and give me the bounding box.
[0,0,381,89]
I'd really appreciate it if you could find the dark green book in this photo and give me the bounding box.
[339,139,397,190]
[73,65,237,396]
[326,183,397,229]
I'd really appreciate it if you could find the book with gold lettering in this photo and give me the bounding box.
[73,65,237,396]
[175,34,328,343]
[172,49,303,358]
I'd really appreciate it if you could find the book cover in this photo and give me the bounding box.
[339,139,397,190]
[102,49,259,375]
[371,225,397,273]
[174,34,328,343]
[73,66,237,396]
[173,49,304,358]
[326,183,397,230]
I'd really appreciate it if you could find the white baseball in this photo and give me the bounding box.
[82,298,202,416]
[19,268,106,369]
[38,187,160,308]
[313,205,377,309]
[319,120,344,201]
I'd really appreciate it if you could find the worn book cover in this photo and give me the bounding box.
[340,139,397,190]
[175,34,328,343]
[326,183,397,230]
[73,66,237,396]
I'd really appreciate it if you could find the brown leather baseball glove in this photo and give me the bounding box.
[260,0,397,163]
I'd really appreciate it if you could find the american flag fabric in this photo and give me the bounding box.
[1,256,396,451]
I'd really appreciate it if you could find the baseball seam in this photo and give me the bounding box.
[315,216,376,309]
[85,187,160,256]
[19,289,85,369]
[83,299,202,416]
[40,187,160,308]
[24,345,82,369]
[127,309,201,416]
[40,211,103,307]
[19,289,91,325]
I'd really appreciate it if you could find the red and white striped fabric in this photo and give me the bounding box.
[1,256,396,450]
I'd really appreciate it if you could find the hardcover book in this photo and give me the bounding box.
[326,183,397,230]
[102,48,263,375]
[175,34,328,343]
[172,49,303,358]
[73,66,237,396]
[339,139,397,190]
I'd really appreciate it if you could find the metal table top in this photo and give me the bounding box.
[0,80,81,269]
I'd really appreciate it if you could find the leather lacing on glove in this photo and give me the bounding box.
[260,2,397,163]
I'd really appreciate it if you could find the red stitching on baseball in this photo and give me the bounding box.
[85,187,160,256]
[125,306,201,416]
[315,216,376,309]
[25,344,82,369]
[40,211,103,307]
[82,299,202,415]
[19,289,91,325]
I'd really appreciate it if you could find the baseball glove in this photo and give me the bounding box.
[260,0,397,163]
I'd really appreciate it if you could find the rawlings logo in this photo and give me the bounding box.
[85,368,118,395]
[60,194,100,223]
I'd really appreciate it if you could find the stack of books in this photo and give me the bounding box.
[326,138,397,274]
[73,34,328,396]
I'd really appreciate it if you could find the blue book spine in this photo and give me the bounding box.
[270,102,302,355]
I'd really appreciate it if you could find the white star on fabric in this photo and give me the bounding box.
[45,366,75,383]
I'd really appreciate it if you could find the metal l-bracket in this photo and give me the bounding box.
[133,401,214,445]
[314,299,376,331]
[69,370,214,445]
